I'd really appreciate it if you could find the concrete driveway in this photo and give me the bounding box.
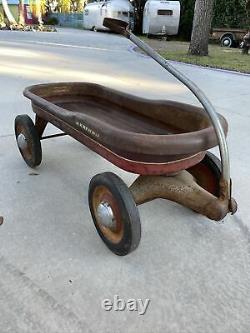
[0,28,249,333]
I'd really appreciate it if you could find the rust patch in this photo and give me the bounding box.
[130,171,231,221]
[92,186,124,244]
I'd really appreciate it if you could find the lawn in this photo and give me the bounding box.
[140,39,250,74]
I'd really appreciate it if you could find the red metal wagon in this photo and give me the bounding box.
[15,19,237,256]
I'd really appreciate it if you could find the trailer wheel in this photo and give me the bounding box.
[88,172,141,256]
[15,114,42,168]
[188,152,221,197]
[221,35,234,48]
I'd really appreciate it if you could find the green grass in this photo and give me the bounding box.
[142,39,250,73]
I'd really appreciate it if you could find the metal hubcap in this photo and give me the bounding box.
[96,201,116,230]
[17,133,28,150]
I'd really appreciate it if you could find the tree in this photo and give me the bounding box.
[57,0,71,13]
[36,0,43,24]
[132,0,146,34]
[30,0,46,24]
[2,0,17,25]
[189,0,214,56]
[213,0,249,28]
[179,0,195,39]
[19,0,25,25]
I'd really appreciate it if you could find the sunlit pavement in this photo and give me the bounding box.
[0,28,249,333]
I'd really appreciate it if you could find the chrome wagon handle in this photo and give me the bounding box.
[103,18,232,202]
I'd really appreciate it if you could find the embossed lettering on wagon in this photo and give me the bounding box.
[76,121,100,138]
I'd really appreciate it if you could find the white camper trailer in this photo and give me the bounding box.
[143,0,180,36]
[83,0,134,31]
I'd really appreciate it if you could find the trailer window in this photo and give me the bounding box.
[115,11,133,17]
[158,10,173,16]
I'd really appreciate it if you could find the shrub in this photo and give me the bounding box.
[44,16,59,26]
[178,0,249,40]
[213,0,250,28]
[179,0,195,40]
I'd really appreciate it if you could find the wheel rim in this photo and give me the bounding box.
[223,39,230,46]
[96,201,116,230]
[92,186,124,244]
[16,125,33,161]
[17,133,28,150]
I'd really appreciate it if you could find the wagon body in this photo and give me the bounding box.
[15,19,237,256]
[24,82,227,175]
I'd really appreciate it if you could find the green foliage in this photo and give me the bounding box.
[179,0,195,40]
[44,16,59,25]
[31,0,47,14]
[0,12,4,24]
[43,0,84,13]
[57,0,71,13]
[213,0,250,28]
[56,0,84,13]
[178,0,249,40]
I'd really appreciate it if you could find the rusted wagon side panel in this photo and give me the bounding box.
[24,82,227,167]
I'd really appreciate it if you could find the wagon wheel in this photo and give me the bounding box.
[15,114,42,168]
[88,172,141,256]
[187,152,221,197]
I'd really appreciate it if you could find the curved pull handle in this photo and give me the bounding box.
[103,18,232,201]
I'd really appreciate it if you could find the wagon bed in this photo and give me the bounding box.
[23,82,227,175]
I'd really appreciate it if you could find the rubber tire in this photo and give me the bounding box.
[221,36,233,48]
[15,114,42,168]
[188,152,221,197]
[88,172,141,256]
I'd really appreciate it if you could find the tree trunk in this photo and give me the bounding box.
[2,0,17,25]
[19,0,25,25]
[35,0,43,25]
[134,0,146,34]
[188,0,214,56]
